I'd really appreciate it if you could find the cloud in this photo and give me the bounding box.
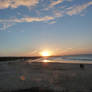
[0,16,55,30]
[0,0,92,30]
[0,0,39,9]
[0,0,9,9]
[0,16,54,23]
[19,16,55,22]
[50,0,64,8]
[48,21,56,24]
[53,10,64,18]
[67,1,92,16]
[0,22,15,31]
[44,0,64,10]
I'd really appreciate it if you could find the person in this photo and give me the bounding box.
[80,64,84,69]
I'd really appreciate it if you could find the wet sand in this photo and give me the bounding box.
[0,60,92,92]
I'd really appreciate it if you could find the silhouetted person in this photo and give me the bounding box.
[80,64,84,69]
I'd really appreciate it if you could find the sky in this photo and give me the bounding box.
[0,0,92,56]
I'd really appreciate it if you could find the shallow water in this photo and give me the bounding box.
[26,55,92,64]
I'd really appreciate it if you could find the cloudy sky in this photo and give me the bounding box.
[0,0,92,56]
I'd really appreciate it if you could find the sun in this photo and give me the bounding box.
[40,51,51,57]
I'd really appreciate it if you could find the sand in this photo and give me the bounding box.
[0,60,92,92]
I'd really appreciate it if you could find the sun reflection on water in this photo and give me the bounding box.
[42,59,52,63]
[43,60,49,63]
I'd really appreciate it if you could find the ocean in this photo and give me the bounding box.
[26,54,92,64]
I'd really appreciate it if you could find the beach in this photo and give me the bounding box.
[0,0,92,91]
[0,59,92,92]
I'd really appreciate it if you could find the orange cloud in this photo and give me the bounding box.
[67,1,92,16]
[49,0,63,8]
[0,16,54,23]
[0,16,55,30]
[0,0,39,9]
[44,0,64,10]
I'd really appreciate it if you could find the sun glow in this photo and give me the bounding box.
[40,51,51,57]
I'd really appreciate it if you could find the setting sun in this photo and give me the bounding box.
[40,51,51,57]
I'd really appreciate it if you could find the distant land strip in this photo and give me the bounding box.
[0,56,41,61]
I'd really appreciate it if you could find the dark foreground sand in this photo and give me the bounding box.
[0,60,92,92]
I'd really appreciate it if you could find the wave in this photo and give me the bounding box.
[62,55,92,61]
